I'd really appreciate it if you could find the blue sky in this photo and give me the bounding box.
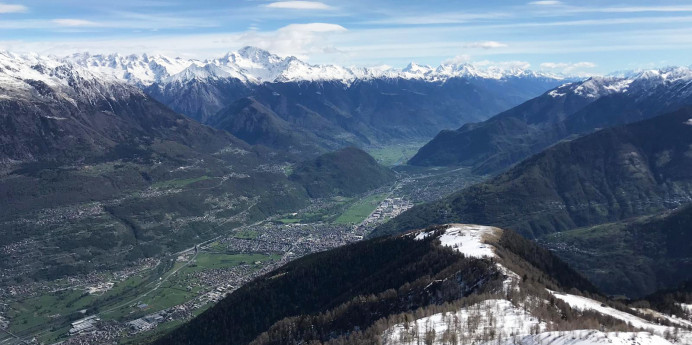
[0,0,691,74]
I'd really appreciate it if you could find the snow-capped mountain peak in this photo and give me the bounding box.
[0,51,143,105]
[63,52,193,86]
[59,46,565,87]
[548,66,692,99]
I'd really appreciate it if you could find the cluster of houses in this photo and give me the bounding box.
[363,197,413,225]
[69,316,100,335]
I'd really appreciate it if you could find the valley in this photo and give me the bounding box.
[0,143,483,345]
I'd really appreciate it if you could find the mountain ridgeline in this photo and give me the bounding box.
[410,69,692,173]
[66,47,566,154]
[197,77,565,153]
[375,107,692,239]
[152,225,600,345]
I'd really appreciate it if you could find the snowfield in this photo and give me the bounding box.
[382,300,675,345]
[414,224,499,259]
[680,304,692,313]
[403,224,691,344]
[57,46,561,86]
[499,330,673,345]
[383,299,545,345]
[413,224,519,291]
[550,291,692,344]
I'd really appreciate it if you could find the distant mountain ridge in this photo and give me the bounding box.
[0,51,238,165]
[541,205,692,298]
[376,107,692,239]
[61,47,569,134]
[62,46,566,86]
[410,67,692,173]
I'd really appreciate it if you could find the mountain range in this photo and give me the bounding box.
[63,46,563,87]
[377,107,692,238]
[374,108,692,297]
[410,67,692,173]
[60,47,567,153]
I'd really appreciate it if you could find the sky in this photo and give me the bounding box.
[0,0,691,75]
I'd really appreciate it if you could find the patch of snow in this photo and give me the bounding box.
[550,291,659,331]
[384,299,546,345]
[634,308,692,329]
[41,115,68,120]
[496,263,521,291]
[502,330,672,345]
[550,291,692,343]
[548,89,567,97]
[680,303,692,313]
[414,224,499,259]
[439,225,497,259]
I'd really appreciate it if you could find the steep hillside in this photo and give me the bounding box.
[206,97,324,153]
[410,68,692,173]
[152,224,691,345]
[289,147,396,198]
[540,205,692,298]
[375,107,692,239]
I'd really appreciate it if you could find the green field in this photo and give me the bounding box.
[277,218,301,224]
[7,289,96,335]
[334,193,387,224]
[366,142,426,167]
[186,253,274,272]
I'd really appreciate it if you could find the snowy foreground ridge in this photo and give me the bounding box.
[397,224,692,345]
[383,299,674,345]
[414,224,498,259]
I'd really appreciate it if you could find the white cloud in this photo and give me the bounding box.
[528,1,562,5]
[52,19,98,27]
[364,12,509,25]
[233,23,347,60]
[474,59,531,70]
[464,41,507,49]
[443,54,472,65]
[540,61,596,75]
[279,23,346,33]
[0,3,27,13]
[265,1,333,10]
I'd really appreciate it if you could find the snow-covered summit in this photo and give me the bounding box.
[64,52,192,86]
[414,224,499,259]
[393,223,692,345]
[548,66,692,99]
[60,46,563,87]
[0,51,138,102]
